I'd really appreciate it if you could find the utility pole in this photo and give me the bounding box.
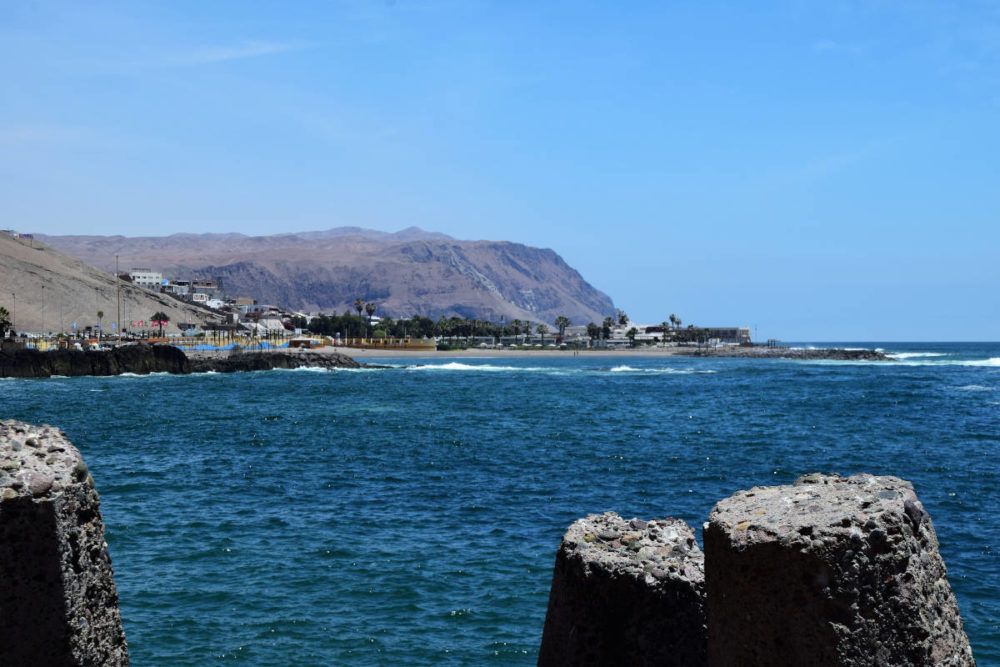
[115,255,121,344]
[10,292,14,335]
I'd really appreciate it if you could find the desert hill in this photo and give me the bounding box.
[38,227,616,325]
[0,233,217,335]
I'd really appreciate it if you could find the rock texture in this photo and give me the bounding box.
[189,349,362,373]
[0,345,363,377]
[0,344,190,378]
[538,512,707,666]
[38,227,617,325]
[0,420,128,665]
[681,347,890,361]
[704,473,974,666]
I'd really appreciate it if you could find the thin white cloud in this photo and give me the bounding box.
[165,40,310,66]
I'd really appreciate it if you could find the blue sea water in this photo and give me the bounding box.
[1,342,998,664]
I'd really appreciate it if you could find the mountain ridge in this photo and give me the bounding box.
[36,227,616,325]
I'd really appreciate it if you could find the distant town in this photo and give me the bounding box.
[1,229,752,351]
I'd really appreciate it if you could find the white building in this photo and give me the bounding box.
[129,268,163,290]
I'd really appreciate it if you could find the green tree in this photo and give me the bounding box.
[626,327,638,347]
[364,302,376,337]
[617,310,629,326]
[554,315,571,343]
[151,311,170,337]
[536,323,548,346]
[602,316,614,340]
[669,313,679,329]
[586,322,600,341]
[0,306,11,337]
[97,310,104,339]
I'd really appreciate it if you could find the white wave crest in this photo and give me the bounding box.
[956,384,995,392]
[609,365,716,375]
[887,352,948,360]
[962,357,1000,367]
[406,362,550,372]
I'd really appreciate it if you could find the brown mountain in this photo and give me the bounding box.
[36,227,616,325]
[0,233,217,335]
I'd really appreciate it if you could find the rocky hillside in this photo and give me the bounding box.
[38,228,616,325]
[0,233,217,334]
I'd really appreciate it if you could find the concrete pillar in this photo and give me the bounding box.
[0,420,128,666]
[538,512,707,666]
[705,473,974,666]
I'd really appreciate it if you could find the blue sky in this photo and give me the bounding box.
[2,1,998,340]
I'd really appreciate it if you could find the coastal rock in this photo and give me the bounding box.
[0,345,362,378]
[680,347,891,361]
[0,344,189,378]
[704,473,974,666]
[189,349,362,373]
[538,512,707,666]
[0,420,128,665]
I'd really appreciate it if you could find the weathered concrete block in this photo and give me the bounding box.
[0,420,128,666]
[705,473,974,666]
[538,512,707,666]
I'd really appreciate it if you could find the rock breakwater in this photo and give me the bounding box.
[189,349,361,373]
[541,474,974,666]
[679,347,890,361]
[538,513,706,666]
[0,420,128,665]
[0,344,190,378]
[0,345,361,378]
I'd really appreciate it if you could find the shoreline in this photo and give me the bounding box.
[239,345,891,361]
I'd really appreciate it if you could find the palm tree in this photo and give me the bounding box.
[353,298,365,337]
[554,315,571,343]
[626,327,638,347]
[602,316,614,340]
[586,322,600,341]
[536,323,548,346]
[0,306,11,338]
[617,310,629,326]
[97,310,104,340]
[151,311,169,337]
[669,313,679,329]
[364,302,376,337]
[511,319,522,341]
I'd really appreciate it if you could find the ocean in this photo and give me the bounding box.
[2,342,998,664]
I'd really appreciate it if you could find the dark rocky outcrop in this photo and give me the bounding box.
[189,350,361,373]
[0,345,362,378]
[538,512,707,666]
[679,347,891,361]
[704,473,974,666]
[0,344,190,378]
[0,420,128,665]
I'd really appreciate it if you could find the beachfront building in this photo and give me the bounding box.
[128,268,164,290]
[700,327,752,345]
